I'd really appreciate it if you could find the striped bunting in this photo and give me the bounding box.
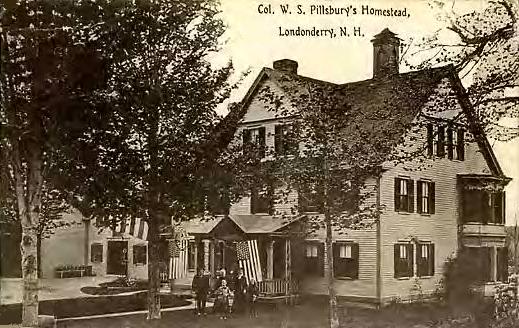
[169,239,189,279]
[236,240,263,284]
[114,218,148,240]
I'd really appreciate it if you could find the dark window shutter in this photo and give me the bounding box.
[457,129,465,160]
[332,243,339,277]
[430,182,436,214]
[427,123,434,157]
[437,126,445,157]
[408,180,414,213]
[394,178,401,212]
[258,127,266,157]
[243,129,251,145]
[501,191,506,224]
[274,125,281,155]
[318,243,325,277]
[416,244,423,277]
[394,244,400,278]
[416,181,423,214]
[447,128,454,159]
[407,243,414,277]
[352,243,359,279]
[429,244,435,276]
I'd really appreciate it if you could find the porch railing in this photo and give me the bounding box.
[258,279,298,296]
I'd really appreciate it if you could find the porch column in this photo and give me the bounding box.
[203,239,210,273]
[267,239,274,279]
[193,239,198,273]
[210,239,216,275]
[491,246,497,282]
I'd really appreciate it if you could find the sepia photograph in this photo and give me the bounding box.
[0,0,518,327]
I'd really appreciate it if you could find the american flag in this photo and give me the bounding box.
[169,239,188,279]
[237,240,263,284]
[114,218,148,240]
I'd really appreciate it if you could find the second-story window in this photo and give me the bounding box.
[298,181,323,213]
[251,183,273,214]
[417,180,435,214]
[243,127,266,158]
[394,178,414,213]
[427,123,464,161]
[274,124,297,156]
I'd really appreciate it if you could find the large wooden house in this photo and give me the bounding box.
[184,28,511,305]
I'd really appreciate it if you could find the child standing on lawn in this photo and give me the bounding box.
[214,279,231,319]
[246,278,259,318]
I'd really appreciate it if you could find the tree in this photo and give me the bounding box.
[1,0,107,325]
[50,0,242,319]
[404,0,518,140]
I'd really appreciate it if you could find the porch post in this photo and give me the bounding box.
[210,239,216,275]
[267,239,274,279]
[193,239,198,273]
[203,239,210,273]
[491,246,497,282]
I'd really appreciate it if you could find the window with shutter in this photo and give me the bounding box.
[243,127,266,158]
[394,178,414,213]
[417,243,434,277]
[91,243,103,263]
[274,124,297,157]
[394,243,413,278]
[251,183,273,214]
[298,181,324,213]
[304,242,323,276]
[333,243,359,279]
[133,245,147,265]
[417,181,435,214]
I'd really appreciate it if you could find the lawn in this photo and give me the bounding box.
[0,293,190,325]
[55,299,478,328]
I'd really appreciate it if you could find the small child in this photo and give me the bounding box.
[246,278,259,318]
[215,279,231,319]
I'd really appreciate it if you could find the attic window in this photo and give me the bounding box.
[426,123,464,161]
[243,127,266,158]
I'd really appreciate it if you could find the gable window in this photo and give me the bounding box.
[251,183,273,214]
[394,243,414,278]
[447,127,465,161]
[416,243,435,277]
[304,242,324,276]
[91,243,103,263]
[333,242,359,279]
[298,182,323,213]
[133,244,147,265]
[417,180,435,214]
[394,178,414,213]
[274,124,297,156]
[436,125,445,157]
[427,123,464,161]
[243,127,266,158]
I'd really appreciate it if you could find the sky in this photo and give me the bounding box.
[217,0,519,224]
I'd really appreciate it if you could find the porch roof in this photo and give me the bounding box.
[182,214,303,235]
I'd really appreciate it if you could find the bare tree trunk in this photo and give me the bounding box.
[14,136,43,327]
[147,218,161,320]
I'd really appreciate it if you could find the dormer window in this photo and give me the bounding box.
[243,127,266,158]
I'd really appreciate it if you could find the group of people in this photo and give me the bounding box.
[191,268,259,319]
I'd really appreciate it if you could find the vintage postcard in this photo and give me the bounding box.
[0,0,518,327]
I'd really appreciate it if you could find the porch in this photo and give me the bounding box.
[181,214,304,297]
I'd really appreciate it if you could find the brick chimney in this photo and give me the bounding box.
[273,59,298,74]
[371,28,401,78]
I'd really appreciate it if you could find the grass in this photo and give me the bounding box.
[0,293,190,324]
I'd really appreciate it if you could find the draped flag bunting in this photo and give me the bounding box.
[114,218,148,240]
[237,240,263,284]
[169,239,188,279]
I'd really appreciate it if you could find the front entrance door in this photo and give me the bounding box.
[107,240,128,275]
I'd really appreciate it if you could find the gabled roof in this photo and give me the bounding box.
[183,214,303,235]
[227,62,507,178]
